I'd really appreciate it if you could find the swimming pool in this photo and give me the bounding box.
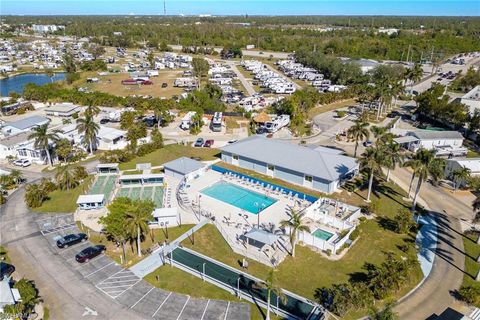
[312,228,334,241]
[201,182,277,214]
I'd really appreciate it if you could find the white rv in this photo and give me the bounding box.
[264,115,291,133]
[210,112,223,132]
[180,111,197,130]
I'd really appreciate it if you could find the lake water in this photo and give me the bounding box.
[0,72,66,96]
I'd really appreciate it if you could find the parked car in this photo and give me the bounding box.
[100,118,110,124]
[142,80,153,85]
[56,233,88,248]
[227,139,238,144]
[13,159,31,167]
[0,262,15,280]
[203,139,214,147]
[75,245,106,263]
[162,83,168,88]
[363,141,373,147]
[194,138,205,147]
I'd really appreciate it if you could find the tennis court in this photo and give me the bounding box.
[89,175,117,200]
[116,186,164,208]
[167,247,323,320]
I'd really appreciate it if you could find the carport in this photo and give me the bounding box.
[243,228,279,250]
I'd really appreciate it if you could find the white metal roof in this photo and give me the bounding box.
[153,207,177,218]
[394,136,419,144]
[76,194,105,204]
[163,157,205,175]
[244,228,279,246]
[449,158,480,173]
[119,173,164,180]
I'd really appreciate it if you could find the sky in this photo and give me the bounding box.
[1,0,479,16]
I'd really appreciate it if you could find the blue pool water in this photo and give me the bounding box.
[201,182,277,214]
[312,228,334,241]
[1,72,66,96]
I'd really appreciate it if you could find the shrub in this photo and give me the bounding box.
[325,249,332,256]
[358,216,367,222]
[458,285,480,304]
[349,228,359,241]
[336,110,347,118]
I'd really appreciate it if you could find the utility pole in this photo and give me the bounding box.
[406,45,411,64]
[164,0,166,16]
[430,46,435,63]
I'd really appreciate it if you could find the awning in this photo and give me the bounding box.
[77,194,105,204]
[96,163,119,169]
[244,228,279,246]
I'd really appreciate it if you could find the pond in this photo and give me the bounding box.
[0,72,66,96]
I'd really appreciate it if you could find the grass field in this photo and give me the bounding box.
[85,224,195,267]
[461,232,480,307]
[0,245,10,263]
[145,265,281,320]
[71,70,185,98]
[308,99,357,119]
[118,144,220,170]
[35,176,93,213]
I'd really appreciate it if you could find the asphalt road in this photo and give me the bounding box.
[225,60,257,96]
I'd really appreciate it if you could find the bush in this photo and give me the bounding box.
[358,216,367,222]
[99,149,134,163]
[325,249,332,256]
[336,110,347,118]
[349,228,359,241]
[458,285,480,304]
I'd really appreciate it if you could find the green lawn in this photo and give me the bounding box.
[34,176,93,213]
[85,223,195,267]
[175,176,422,319]
[145,265,280,320]
[119,144,220,170]
[308,98,357,119]
[462,232,480,307]
[467,149,480,158]
[0,245,10,263]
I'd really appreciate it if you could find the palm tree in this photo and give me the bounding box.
[360,146,383,202]
[410,149,445,211]
[84,105,100,117]
[28,123,60,167]
[452,167,471,192]
[348,120,370,158]
[406,64,423,92]
[279,210,310,257]
[9,169,23,185]
[55,164,79,190]
[369,301,399,320]
[125,201,154,257]
[382,143,403,182]
[24,183,48,208]
[76,113,99,155]
[404,155,421,199]
[254,269,287,320]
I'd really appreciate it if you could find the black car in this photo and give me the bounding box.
[162,83,168,88]
[100,118,110,124]
[75,245,106,263]
[56,233,88,248]
[0,262,15,280]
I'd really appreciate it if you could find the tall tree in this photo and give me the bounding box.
[405,63,423,92]
[382,142,403,182]
[76,113,99,155]
[28,123,60,167]
[192,57,209,89]
[410,149,445,211]
[348,120,370,158]
[101,197,133,264]
[360,146,383,202]
[55,164,80,190]
[254,269,287,320]
[279,210,310,257]
[452,167,471,192]
[125,199,155,257]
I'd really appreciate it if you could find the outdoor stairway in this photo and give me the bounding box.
[470,308,480,320]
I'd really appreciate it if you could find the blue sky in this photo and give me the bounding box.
[2,0,479,16]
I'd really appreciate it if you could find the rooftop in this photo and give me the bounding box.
[221,136,358,181]
[77,194,105,204]
[45,103,79,113]
[5,115,49,131]
[449,157,480,172]
[410,130,464,140]
[0,132,30,147]
[462,85,480,102]
[163,157,205,175]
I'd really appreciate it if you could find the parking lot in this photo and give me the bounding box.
[36,214,250,320]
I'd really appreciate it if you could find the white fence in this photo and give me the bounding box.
[296,227,355,255]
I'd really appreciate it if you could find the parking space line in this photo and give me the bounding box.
[103,274,138,280]
[200,299,210,320]
[130,287,154,308]
[85,261,115,277]
[113,279,141,299]
[100,277,138,284]
[223,302,230,320]
[176,296,190,320]
[97,283,136,290]
[152,292,172,317]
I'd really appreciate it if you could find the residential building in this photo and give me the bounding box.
[76,194,105,210]
[0,277,21,313]
[220,136,358,194]
[0,132,47,164]
[445,157,480,187]
[405,130,466,156]
[461,85,480,115]
[1,116,49,135]
[44,103,80,117]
